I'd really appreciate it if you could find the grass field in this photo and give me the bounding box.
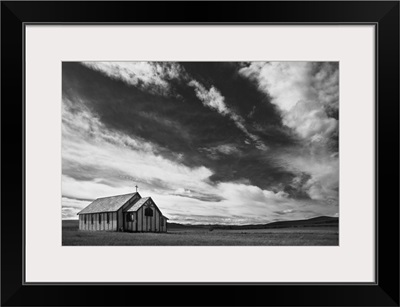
[62,220,338,246]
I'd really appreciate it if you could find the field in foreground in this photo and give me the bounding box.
[62,220,338,246]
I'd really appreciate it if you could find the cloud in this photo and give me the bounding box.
[275,209,295,215]
[62,99,337,224]
[277,147,339,204]
[62,62,339,224]
[284,99,337,141]
[82,62,187,96]
[62,197,91,219]
[239,62,339,143]
[62,97,215,202]
[62,197,91,208]
[199,144,241,160]
[62,62,293,190]
[188,80,268,150]
[188,80,229,115]
[172,188,224,202]
[239,62,339,204]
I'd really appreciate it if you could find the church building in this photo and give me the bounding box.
[77,192,168,232]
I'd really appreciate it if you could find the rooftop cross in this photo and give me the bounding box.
[135,185,138,193]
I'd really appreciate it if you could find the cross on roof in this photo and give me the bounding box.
[135,185,138,192]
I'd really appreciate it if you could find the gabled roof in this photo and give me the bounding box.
[126,197,169,219]
[126,197,150,212]
[77,192,139,214]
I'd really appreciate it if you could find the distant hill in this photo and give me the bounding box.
[168,216,338,230]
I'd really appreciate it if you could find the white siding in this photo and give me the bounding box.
[104,213,108,231]
[137,207,142,231]
[91,214,95,231]
[124,201,165,232]
[151,209,155,232]
[105,212,111,231]
[132,213,136,231]
[85,215,88,230]
[123,212,137,232]
[100,213,105,230]
[155,210,160,232]
[142,206,146,231]
[77,196,167,232]
[117,209,123,231]
[160,217,167,232]
[111,212,115,230]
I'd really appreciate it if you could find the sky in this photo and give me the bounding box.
[62,62,339,225]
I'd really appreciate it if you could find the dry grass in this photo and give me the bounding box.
[62,220,338,246]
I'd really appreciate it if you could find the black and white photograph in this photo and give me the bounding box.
[62,61,339,246]
[3,0,399,304]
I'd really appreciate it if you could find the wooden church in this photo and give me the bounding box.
[77,192,168,232]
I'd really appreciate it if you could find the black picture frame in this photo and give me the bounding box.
[1,1,399,306]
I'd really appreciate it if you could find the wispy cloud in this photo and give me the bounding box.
[199,144,241,160]
[82,61,187,96]
[188,80,229,115]
[188,80,268,150]
[62,96,337,222]
[171,188,224,202]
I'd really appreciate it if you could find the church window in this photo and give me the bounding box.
[145,207,153,217]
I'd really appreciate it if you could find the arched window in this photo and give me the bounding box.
[145,207,153,217]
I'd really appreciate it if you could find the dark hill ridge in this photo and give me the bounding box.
[168,216,338,230]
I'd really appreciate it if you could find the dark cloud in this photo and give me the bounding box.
[62,62,310,194]
[63,158,174,193]
[171,191,224,202]
[180,63,276,119]
[62,196,94,203]
[283,172,313,199]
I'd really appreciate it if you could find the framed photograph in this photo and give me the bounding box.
[2,1,399,306]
